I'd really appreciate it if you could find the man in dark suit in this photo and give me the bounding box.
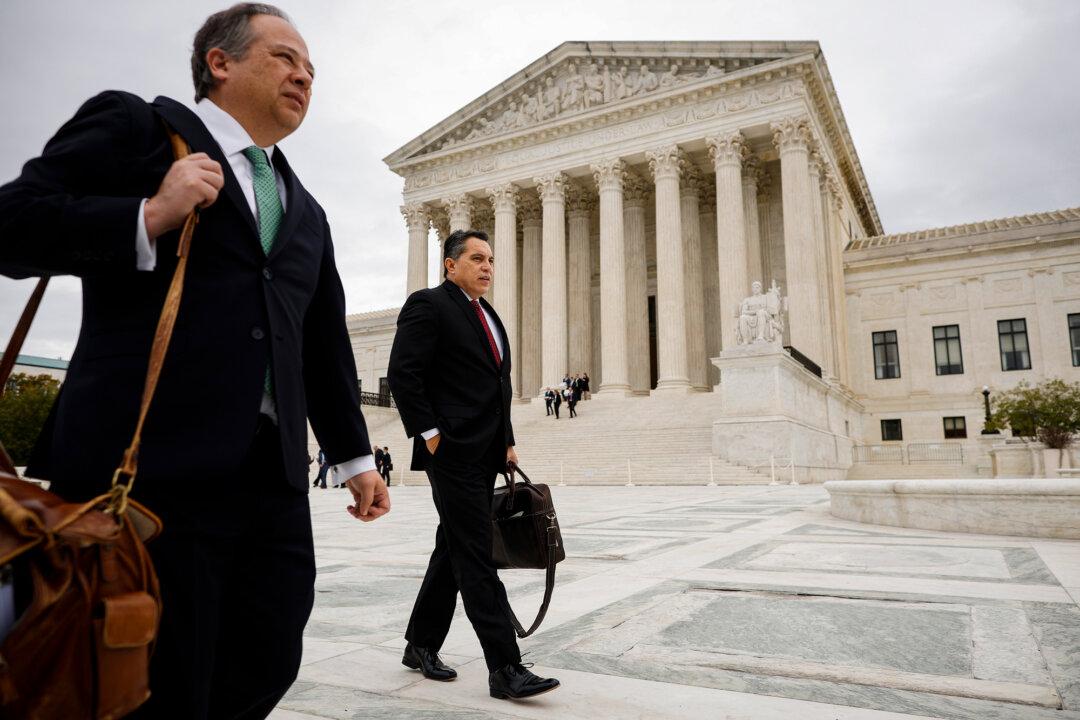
[0,5,390,717]
[388,229,559,700]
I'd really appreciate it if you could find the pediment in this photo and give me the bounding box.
[384,41,818,167]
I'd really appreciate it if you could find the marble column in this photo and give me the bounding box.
[742,157,764,286]
[429,207,450,286]
[823,169,849,384]
[535,172,568,388]
[591,158,631,394]
[445,193,472,232]
[488,183,519,396]
[707,131,748,352]
[757,172,773,287]
[402,203,429,295]
[519,196,543,397]
[808,151,835,378]
[566,182,593,378]
[680,162,708,391]
[623,172,651,394]
[646,145,690,392]
[772,117,824,365]
[699,177,720,385]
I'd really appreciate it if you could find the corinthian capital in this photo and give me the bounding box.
[400,203,429,231]
[487,183,519,213]
[518,194,542,223]
[534,172,568,203]
[444,193,474,219]
[770,116,811,153]
[646,144,685,181]
[680,162,703,198]
[741,156,762,191]
[705,131,746,168]
[565,182,594,216]
[622,171,650,206]
[591,158,626,192]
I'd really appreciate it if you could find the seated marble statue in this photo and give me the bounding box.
[736,280,784,344]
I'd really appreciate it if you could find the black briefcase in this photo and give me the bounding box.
[491,464,564,636]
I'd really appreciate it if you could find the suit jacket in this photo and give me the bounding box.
[0,91,370,499]
[388,280,514,472]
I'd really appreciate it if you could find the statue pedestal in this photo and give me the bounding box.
[711,343,862,483]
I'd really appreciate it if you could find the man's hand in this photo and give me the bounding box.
[144,153,225,239]
[425,434,441,455]
[345,469,391,522]
[506,445,519,469]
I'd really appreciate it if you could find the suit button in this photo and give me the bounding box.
[251,326,265,340]
[495,407,501,415]
[262,267,274,280]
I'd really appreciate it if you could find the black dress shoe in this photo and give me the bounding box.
[488,663,560,699]
[401,644,457,681]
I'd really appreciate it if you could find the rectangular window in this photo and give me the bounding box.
[932,325,964,375]
[872,330,901,379]
[1070,313,1080,367]
[881,419,903,442]
[378,376,390,398]
[998,319,1031,371]
[943,416,967,439]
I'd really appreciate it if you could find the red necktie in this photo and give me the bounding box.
[471,299,502,367]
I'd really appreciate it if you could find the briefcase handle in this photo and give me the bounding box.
[499,461,545,512]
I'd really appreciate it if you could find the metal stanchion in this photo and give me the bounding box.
[625,459,634,487]
[769,456,778,485]
[707,456,716,486]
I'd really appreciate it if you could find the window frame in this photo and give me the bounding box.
[872,330,901,380]
[997,318,1032,371]
[880,418,903,442]
[1070,313,1080,368]
[943,416,967,439]
[932,324,964,376]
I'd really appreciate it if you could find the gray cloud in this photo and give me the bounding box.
[2,0,1078,358]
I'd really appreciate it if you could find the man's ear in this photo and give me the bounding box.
[206,47,230,83]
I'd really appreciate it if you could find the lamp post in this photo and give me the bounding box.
[981,385,996,434]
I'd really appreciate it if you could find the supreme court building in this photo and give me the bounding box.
[351,41,1080,481]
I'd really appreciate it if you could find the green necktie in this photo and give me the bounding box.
[242,145,283,254]
[242,145,283,399]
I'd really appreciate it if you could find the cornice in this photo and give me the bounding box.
[386,41,883,240]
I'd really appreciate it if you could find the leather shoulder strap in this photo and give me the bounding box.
[504,543,557,639]
[0,279,49,475]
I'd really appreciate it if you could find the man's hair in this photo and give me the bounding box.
[191,3,291,101]
[443,229,490,278]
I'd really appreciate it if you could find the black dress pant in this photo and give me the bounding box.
[130,416,316,719]
[405,440,521,672]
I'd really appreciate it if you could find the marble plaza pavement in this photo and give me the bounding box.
[271,485,1080,720]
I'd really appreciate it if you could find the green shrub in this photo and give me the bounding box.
[0,373,60,466]
[990,379,1080,449]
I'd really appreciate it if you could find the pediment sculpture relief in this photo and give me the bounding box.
[425,56,772,155]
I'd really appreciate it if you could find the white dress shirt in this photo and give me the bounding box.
[422,286,503,441]
[134,99,375,479]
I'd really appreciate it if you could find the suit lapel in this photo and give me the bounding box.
[151,96,259,244]
[479,296,511,377]
[443,281,500,373]
[267,148,306,261]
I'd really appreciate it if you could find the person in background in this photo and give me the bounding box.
[380,446,393,485]
[544,387,554,416]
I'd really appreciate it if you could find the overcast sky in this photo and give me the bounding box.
[1,0,1078,359]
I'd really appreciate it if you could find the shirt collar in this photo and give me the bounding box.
[452,282,480,303]
[194,98,276,161]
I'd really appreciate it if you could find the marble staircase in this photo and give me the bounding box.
[340,392,776,487]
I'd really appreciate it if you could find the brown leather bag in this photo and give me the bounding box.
[0,126,198,718]
[490,464,564,638]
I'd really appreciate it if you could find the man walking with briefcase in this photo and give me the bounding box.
[388,229,560,700]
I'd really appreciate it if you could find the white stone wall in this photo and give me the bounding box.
[844,216,1080,462]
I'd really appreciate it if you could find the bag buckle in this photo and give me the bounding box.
[107,467,136,520]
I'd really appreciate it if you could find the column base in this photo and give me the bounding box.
[594,384,631,399]
[651,379,692,395]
